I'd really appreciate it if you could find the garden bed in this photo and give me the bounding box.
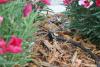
[24,16,100,67]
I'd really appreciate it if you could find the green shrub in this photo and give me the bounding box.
[65,0,100,47]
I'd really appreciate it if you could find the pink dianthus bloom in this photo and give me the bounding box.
[78,0,93,8]
[0,0,8,4]
[7,35,23,54]
[40,0,50,5]
[23,3,33,17]
[63,0,73,5]
[0,16,3,25]
[0,39,7,54]
[96,0,100,7]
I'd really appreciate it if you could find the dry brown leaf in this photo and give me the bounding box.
[71,51,78,64]
[43,40,54,51]
[48,51,59,63]
[75,59,82,67]
[43,23,59,32]
[53,40,64,54]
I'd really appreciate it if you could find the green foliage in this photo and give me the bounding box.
[0,1,37,40]
[0,0,43,66]
[66,1,100,46]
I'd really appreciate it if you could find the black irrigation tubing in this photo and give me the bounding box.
[48,31,100,67]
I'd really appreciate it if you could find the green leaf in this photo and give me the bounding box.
[0,56,7,64]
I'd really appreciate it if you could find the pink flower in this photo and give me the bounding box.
[0,16,3,25]
[0,39,7,54]
[0,0,8,4]
[40,0,50,5]
[7,45,22,54]
[23,3,32,17]
[78,0,93,8]
[96,0,100,7]
[7,35,22,54]
[7,35,22,47]
[0,35,23,54]
[63,0,73,5]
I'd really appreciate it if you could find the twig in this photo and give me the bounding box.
[47,31,100,67]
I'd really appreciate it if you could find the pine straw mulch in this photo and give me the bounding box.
[24,15,100,67]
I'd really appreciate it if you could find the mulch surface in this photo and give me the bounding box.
[24,15,100,67]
